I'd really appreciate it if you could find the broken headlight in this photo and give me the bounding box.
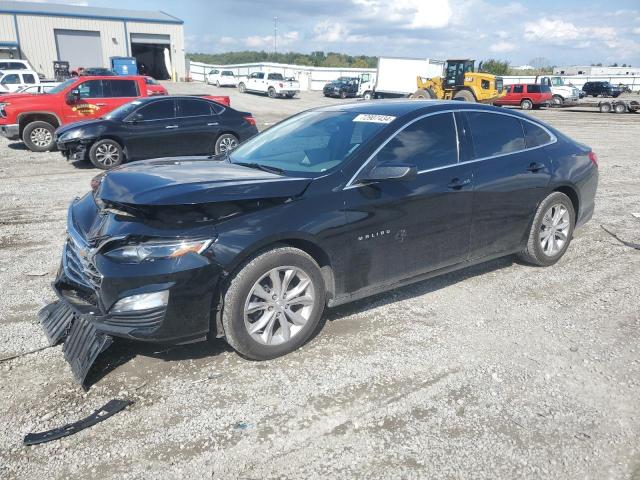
[104,239,213,263]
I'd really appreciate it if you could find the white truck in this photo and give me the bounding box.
[0,70,43,93]
[535,76,581,106]
[238,72,300,98]
[372,57,444,98]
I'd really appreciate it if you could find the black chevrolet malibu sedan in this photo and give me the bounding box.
[48,100,598,371]
[55,96,258,169]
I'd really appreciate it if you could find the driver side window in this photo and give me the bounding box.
[78,80,105,98]
[370,113,458,172]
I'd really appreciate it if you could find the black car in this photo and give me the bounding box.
[55,96,258,169]
[323,77,359,99]
[582,81,622,98]
[44,101,598,383]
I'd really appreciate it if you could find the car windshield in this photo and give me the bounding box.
[104,100,144,120]
[550,77,565,86]
[229,110,390,176]
[47,78,76,94]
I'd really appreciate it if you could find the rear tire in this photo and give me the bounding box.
[238,83,246,93]
[222,246,326,360]
[216,80,220,88]
[340,90,347,99]
[453,89,475,102]
[214,133,239,155]
[89,139,124,170]
[268,87,277,98]
[520,99,533,110]
[518,192,575,267]
[22,121,56,152]
[613,102,627,114]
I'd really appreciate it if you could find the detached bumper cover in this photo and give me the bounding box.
[0,123,19,140]
[38,301,113,386]
[57,140,88,161]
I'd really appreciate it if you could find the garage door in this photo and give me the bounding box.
[55,29,103,70]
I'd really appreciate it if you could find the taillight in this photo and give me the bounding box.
[588,151,598,167]
[243,115,256,127]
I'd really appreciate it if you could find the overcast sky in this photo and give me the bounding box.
[42,0,640,66]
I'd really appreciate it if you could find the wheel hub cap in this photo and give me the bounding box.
[30,128,52,147]
[244,266,315,346]
[96,144,119,166]
[540,203,570,256]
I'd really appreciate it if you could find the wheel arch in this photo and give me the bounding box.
[553,184,580,219]
[17,112,61,137]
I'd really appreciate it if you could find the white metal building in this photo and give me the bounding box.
[554,65,640,76]
[0,1,185,80]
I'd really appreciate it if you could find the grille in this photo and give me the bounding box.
[63,236,102,292]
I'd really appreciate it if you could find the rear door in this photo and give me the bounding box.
[124,98,178,160]
[464,111,553,259]
[176,97,222,155]
[344,112,474,291]
[103,79,140,110]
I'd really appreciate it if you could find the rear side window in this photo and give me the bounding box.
[465,112,525,158]
[522,121,552,148]
[513,85,523,93]
[374,113,458,171]
[222,71,234,76]
[179,98,213,117]
[1,74,20,85]
[107,80,138,97]
[23,74,36,84]
[268,73,284,80]
[136,99,175,120]
[527,84,541,93]
[540,85,552,93]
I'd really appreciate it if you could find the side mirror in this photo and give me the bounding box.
[359,162,417,183]
[127,113,144,123]
[66,89,80,104]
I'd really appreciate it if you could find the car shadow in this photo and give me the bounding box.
[7,142,28,151]
[70,159,95,169]
[84,255,514,387]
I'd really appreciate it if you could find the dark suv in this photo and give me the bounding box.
[582,81,622,98]
[323,77,358,99]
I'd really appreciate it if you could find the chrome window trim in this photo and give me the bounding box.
[344,108,557,190]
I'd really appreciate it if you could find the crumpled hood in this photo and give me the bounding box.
[98,157,312,206]
[56,119,108,136]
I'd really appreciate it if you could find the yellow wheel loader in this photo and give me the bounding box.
[412,59,504,103]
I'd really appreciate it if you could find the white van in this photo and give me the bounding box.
[0,70,40,93]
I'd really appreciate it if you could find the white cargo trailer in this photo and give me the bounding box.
[373,57,444,98]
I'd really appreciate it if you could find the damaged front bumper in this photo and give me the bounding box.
[40,195,226,385]
[57,139,89,161]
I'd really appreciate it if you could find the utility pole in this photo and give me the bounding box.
[274,16,278,56]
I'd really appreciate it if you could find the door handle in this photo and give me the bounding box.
[527,162,544,172]
[165,125,179,129]
[207,122,219,126]
[447,178,472,189]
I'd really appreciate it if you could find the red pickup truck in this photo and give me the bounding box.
[0,75,230,152]
[493,84,553,110]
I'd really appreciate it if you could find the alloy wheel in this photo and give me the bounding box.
[30,127,52,148]
[539,203,570,256]
[95,143,120,167]
[243,266,315,346]
[217,135,238,154]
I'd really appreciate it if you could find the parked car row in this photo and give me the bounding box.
[206,69,301,98]
[0,74,258,169]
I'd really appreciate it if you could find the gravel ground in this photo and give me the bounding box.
[0,83,639,479]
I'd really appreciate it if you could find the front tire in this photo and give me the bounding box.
[552,95,564,107]
[216,80,220,88]
[89,139,124,170]
[453,89,475,102]
[518,192,575,267]
[222,246,326,360]
[214,133,239,155]
[363,91,373,100]
[599,102,612,113]
[22,121,56,152]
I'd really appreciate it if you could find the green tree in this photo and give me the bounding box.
[479,59,510,76]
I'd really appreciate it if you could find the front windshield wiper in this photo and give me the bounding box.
[234,162,284,175]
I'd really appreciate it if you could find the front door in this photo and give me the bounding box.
[463,111,552,259]
[61,79,110,122]
[343,112,474,293]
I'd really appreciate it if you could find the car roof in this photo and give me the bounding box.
[317,99,498,116]
[0,69,38,74]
